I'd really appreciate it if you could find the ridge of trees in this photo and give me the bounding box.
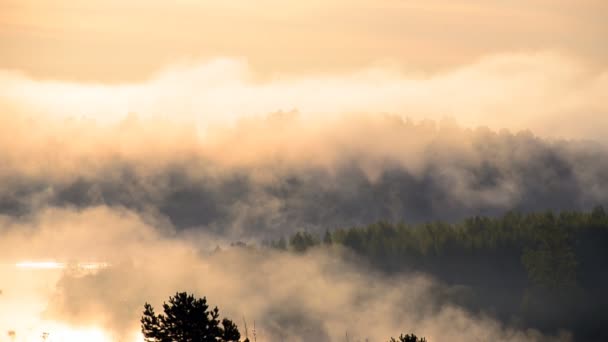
[265,206,608,340]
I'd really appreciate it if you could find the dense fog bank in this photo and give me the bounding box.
[0,113,606,239]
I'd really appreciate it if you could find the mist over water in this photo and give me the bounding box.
[0,207,572,342]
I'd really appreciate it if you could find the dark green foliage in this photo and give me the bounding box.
[141,292,242,342]
[520,212,577,290]
[389,333,427,342]
[323,229,333,245]
[275,236,287,250]
[272,206,608,340]
[289,231,319,252]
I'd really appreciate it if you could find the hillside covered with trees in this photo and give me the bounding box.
[267,207,608,340]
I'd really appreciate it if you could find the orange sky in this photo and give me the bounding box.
[1,0,607,82]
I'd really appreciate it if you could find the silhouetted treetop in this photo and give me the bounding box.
[389,333,427,342]
[141,292,243,342]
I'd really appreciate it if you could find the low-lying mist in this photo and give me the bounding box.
[0,206,570,341]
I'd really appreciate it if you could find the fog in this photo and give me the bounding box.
[1,52,607,141]
[0,113,603,340]
[0,207,571,341]
[0,111,606,238]
[1,51,606,341]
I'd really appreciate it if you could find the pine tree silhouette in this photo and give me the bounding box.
[141,292,244,342]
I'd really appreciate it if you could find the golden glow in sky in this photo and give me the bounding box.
[1,0,606,82]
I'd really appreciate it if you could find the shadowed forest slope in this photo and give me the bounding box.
[270,207,608,341]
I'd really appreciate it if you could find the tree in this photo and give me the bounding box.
[289,231,319,252]
[141,292,244,342]
[323,229,333,245]
[388,333,427,342]
[521,214,577,290]
[271,236,287,250]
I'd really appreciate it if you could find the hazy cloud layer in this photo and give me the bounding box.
[1,52,607,141]
[0,207,570,341]
[0,52,607,238]
[0,109,607,238]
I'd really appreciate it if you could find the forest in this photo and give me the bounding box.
[266,207,608,340]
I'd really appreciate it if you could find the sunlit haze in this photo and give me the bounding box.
[1,1,607,341]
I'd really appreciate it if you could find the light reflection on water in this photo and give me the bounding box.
[2,322,143,342]
[14,261,110,271]
[1,262,138,342]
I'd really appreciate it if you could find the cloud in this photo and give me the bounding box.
[0,108,607,237]
[0,206,570,341]
[0,52,606,237]
[1,52,607,140]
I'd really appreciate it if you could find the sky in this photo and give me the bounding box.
[1,0,607,82]
[1,0,607,141]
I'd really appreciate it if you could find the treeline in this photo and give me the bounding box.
[266,207,608,341]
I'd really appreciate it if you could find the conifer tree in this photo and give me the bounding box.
[141,292,244,342]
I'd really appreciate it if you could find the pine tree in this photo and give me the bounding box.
[141,292,243,342]
[389,333,427,342]
[323,229,333,245]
